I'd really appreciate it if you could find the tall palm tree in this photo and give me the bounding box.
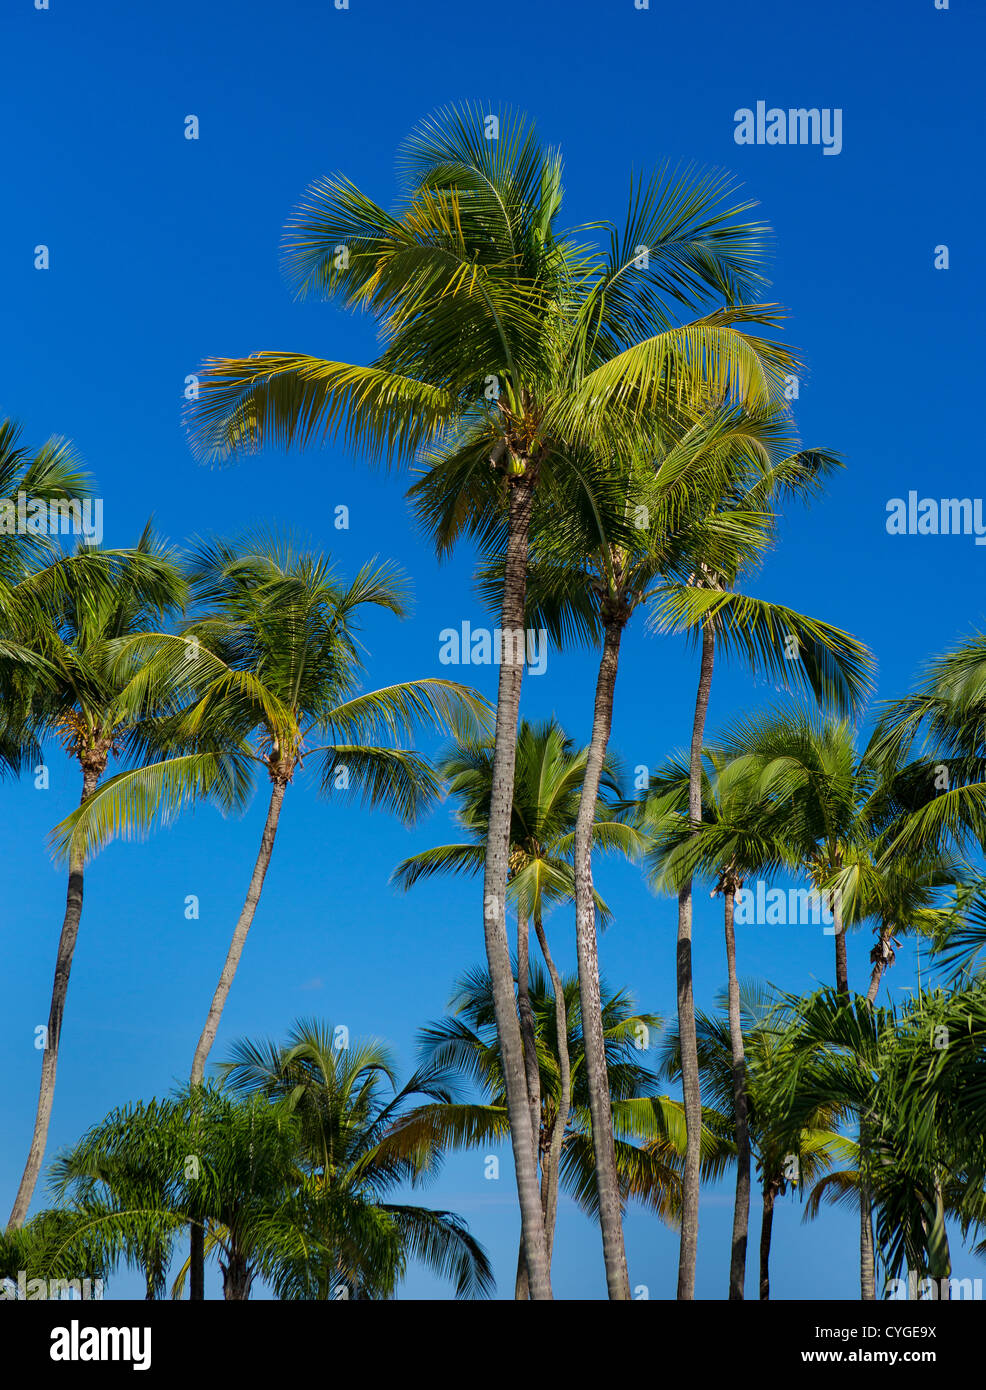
[52,536,486,1296]
[185,103,799,1299]
[650,446,871,1298]
[478,400,867,1297]
[217,1020,495,1299]
[52,537,487,1085]
[393,719,640,1293]
[5,530,230,1229]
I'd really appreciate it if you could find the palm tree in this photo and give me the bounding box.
[41,1088,307,1301]
[650,445,871,1297]
[35,1033,495,1302]
[5,530,231,1229]
[476,399,867,1297]
[52,536,486,1296]
[217,1019,495,1299]
[779,986,977,1299]
[639,748,792,1297]
[47,1098,191,1299]
[660,982,838,1299]
[407,963,729,1292]
[0,420,94,776]
[714,705,882,998]
[888,981,986,1291]
[52,537,486,1084]
[185,103,799,1299]
[392,716,640,1293]
[0,418,93,582]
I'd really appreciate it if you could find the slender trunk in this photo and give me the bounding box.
[833,895,849,997]
[759,1181,777,1300]
[724,884,750,1300]
[516,907,542,1182]
[866,925,894,1004]
[866,960,884,1005]
[573,615,630,1300]
[513,910,539,1303]
[189,1218,205,1302]
[677,622,715,1298]
[482,477,552,1299]
[533,911,570,1264]
[860,1182,875,1300]
[8,762,102,1228]
[188,768,289,1299]
[190,773,289,1084]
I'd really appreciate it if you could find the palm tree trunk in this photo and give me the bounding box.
[573,614,631,1300]
[833,894,849,997]
[759,1180,777,1300]
[482,476,552,1300]
[190,773,289,1083]
[512,906,539,1304]
[222,1255,253,1301]
[860,1182,875,1299]
[724,884,750,1300]
[677,621,715,1298]
[866,925,894,1004]
[8,761,102,1228]
[533,911,570,1264]
[516,907,542,1181]
[866,961,884,1004]
[188,769,289,1298]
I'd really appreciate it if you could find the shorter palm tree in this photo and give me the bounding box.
[406,964,730,1296]
[29,1025,494,1301]
[6,529,240,1229]
[217,1019,495,1299]
[392,717,640,1294]
[638,747,792,1299]
[659,982,839,1300]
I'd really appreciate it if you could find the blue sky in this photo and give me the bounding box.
[2,0,984,1298]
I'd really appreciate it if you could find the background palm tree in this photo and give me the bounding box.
[217,1019,495,1299]
[393,716,639,1294]
[52,535,487,1296]
[407,963,729,1292]
[639,747,793,1297]
[660,981,839,1300]
[4,529,234,1229]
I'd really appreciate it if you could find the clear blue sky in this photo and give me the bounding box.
[2,0,983,1299]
